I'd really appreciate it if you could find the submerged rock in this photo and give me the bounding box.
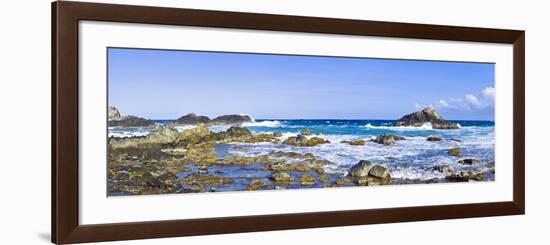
[246,179,268,191]
[342,140,366,146]
[394,107,459,129]
[427,136,443,142]
[211,114,253,124]
[173,113,211,125]
[371,133,405,146]
[448,147,463,157]
[458,158,477,165]
[270,172,293,183]
[300,128,312,136]
[300,174,315,186]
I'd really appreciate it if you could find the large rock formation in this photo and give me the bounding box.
[211,114,253,124]
[394,107,459,129]
[107,106,155,128]
[108,106,122,121]
[173,113,211,125]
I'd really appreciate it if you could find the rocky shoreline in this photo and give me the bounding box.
[107,107,493,196]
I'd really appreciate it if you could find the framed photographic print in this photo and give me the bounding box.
[52,1,525,244]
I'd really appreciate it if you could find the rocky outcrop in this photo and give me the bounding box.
[300,174,315,186]
[394,107,459,129]
[107,106,155,128]
[348,160,390,178]
[270,172,293,183]
[446,171,485,182]
[371,133,405,146]
[173,113,211,125]
[282,134,329,147]
[108,115,156,128]
[108,106,122,120]
[211,114,253,124]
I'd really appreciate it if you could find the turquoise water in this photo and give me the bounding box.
[109,119,495,181]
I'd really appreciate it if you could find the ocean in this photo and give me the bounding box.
[108,119,495,182]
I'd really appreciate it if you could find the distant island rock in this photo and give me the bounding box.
[171,113,253,125]
[108,106,155,128]
[173,113,211,125]
[211,114,253,124]
[394,107,459,129]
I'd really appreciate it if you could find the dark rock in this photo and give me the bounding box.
[458,158,477,165]
[300,128,312,136]
[446,171,485,182]
[394,107,459,129]
[428,165,454,174]
[273,132,283,137]
[427,136,443,142]
[371,133,405,145]
[173,113,210,125]
[108,115,156,128]
[211,114,253,124]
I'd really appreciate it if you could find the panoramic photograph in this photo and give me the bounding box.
[107,48,495,196]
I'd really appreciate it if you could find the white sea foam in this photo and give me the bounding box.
[242,120,283,127]
[108,131,149,138]
[363,122,435,130]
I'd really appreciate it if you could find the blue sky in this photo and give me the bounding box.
[108,48,495,120]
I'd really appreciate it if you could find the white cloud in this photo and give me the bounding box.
[438,99,449,107]
[465,94,482,108]
[481,87,495,102]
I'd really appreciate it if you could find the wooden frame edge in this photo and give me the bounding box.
[52,1,525,244]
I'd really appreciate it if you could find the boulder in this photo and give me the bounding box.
[300,128,312,136]
[394,107,459,129]
[211,114,253,124]
[348,160,374,178]
[108,115,156,128]
[273,132,283,137]
[282,134,329,147]
[147,125,180,144]
[448,147,463,157]
[371,133,405,146]
[108,106,122,120]
[446,171,485,182]
[458,158,477,165]
[427,136,443,142]
[179,124,210,144]
[368,165,390,179]
[173,113,210,125]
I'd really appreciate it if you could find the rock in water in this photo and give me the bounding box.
[272,132,283,137]
[282,134,329,147]
[394,107,459,129]
[108,115,156,128]
[173,113,211,125]
[368,165,390,179]
[300,128,312,136]
[427,136,443,142]
[300,174,315,186]
[448,147,463,157]
[371,133,405,146]
[270,172,293,183]
[108,106,122,120]
[211,114,253,124]
[348,160,374,177]
[458,158,477,165]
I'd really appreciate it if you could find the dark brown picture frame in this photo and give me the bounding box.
[52,1,525,244]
